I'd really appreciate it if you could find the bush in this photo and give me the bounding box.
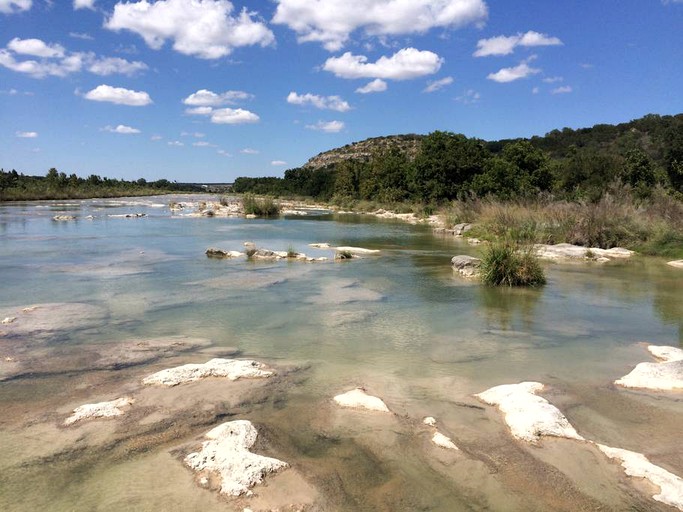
[242,193,280,217]
[480,241,546,287]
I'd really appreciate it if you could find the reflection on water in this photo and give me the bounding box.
[0,195,681,511]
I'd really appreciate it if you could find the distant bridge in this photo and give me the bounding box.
[178,182,234,192]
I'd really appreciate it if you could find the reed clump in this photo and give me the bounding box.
[241,193,280,217]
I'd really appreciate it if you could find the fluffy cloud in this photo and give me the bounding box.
[211,107,259,124]
[103,124,140,134]
[74,0,96,9]
[84,84,152,106]
[240,148,259,154]
[183,89,253,106]
[551,85,572,94]
[88,57,148,75]
[271,160,287,166]
[8,38,64,58]
[0,0,32,14]
[105,0,275,59]
[355,78,387,94]
[487,58,540,83]
[273,0,487,51]
[286,92,351,112]
[0,38,146,78]
[474,31,562,57]
[423,76,454,93]
[305,120,344,133]
[324,48,443,80]
[16,130,38,138]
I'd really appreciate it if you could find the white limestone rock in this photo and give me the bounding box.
[534,243,634,262]
[1,317,16,325]
[422,416,437,426]
[184,420,289,496]
[52,215,76,221]
[451,255,482,278]
[596,444,683,511]
[335,246,380,255]
[142,359,273,387]
[667,260,683,269]
[432,432,459,450]
[615,345,683,391]
[64,397,134,426]
[475,382,584,443]
[333,388,390,412]
[206,248,245,259]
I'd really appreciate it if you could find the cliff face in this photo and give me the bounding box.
[303,134,424,169]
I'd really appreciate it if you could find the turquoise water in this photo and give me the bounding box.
[0,195,681,511]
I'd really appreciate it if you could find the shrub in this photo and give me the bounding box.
[242,193,280,217]
[480,241,546,287]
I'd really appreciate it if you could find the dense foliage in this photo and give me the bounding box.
[0,168,202,201]
[480,241,546,287]
[233,113,683,203]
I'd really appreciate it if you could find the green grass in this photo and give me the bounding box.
[480,241,546,287]
[241,193,280,217]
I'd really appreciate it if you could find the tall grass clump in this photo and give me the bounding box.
[480,241,546,287]
[241,193,280,217]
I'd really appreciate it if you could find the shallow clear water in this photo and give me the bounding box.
[0,195,681,511]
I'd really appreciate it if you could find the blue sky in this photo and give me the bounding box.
[1,0,681,182]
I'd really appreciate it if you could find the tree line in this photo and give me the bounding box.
[0,168,202,201]
[233,113,683,204]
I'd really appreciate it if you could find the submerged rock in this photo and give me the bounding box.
[184,420,289,496]
[667,260,683,269]
[451,255,482,278]
[534,243,634,262]
[64,397,134,426]
[615,345,683,391]
[0,302,108,340]
[142,358,273,387]
[475,382,584,443]
[596,444,683,511]
[432,432,459,450]
[333,388,391,412]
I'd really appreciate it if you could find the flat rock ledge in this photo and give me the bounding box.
[615,345,683,391]
[597,444,683,511]
[534,243,634,262]
[451,255,482,278]
[64,397,134,426]
[333,388,391,412]
[184,420,289,496]
[142,359,273,387]
[207,245,327,262]
[667,260,683,269]
[309,243,380,258]
[475,382,584,443]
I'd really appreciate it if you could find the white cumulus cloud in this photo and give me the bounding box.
[306,120,344,133]
[355,78,387,94]
[16,130,38,138]
[423,76,454,93]
[84,84,152,106]
[240,148,259,154]
[210,107,260,124]
[74,0,96,10]
[88,57,148,76]
[103,124,140,134]
[0,0,32,14]
[273,0,487,51]
[286,92,351,112]
[271,160,287,166]
[105,0,275,59]
[487,58,540,83]
[474,31,562,57]
[8,38,64,58]
[183,89,253,106]
[324,48,443,81]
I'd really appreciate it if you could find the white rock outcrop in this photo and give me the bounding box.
[142,359,273,387]
[596,444,683,511]
[184,420,289,496]
[422,416,437,426]
[333,388,390,412]
[475,382,584,443]
[534,243,634,262]
[1,317,16,325]
[667,260,683,269]
[615,345,683,391]
[64,397,134,426]
[451,255,482,278]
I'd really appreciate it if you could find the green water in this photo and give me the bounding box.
[0,196,681,511]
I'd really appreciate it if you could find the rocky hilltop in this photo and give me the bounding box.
[303,134,423,170]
